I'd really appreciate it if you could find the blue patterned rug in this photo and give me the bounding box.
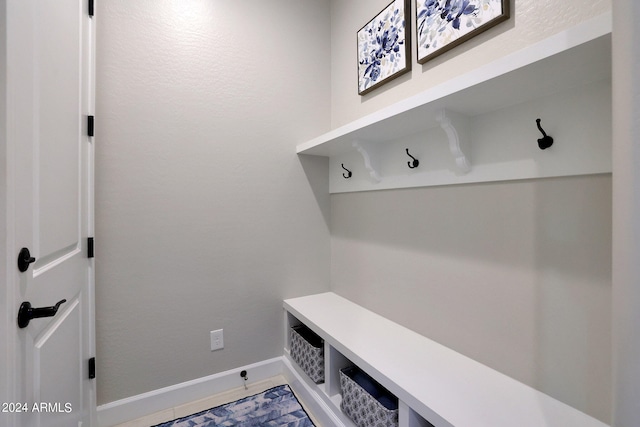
[151,384,315,427]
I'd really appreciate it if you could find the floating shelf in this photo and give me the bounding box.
[297,13,612,193]
[284,292,609,427]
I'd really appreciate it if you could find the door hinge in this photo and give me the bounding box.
[88,237,94,258]
[87,115,95,137]
[88,357,96,379]
[88,0,94,17]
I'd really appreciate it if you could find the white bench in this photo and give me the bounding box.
[284,292,609,427]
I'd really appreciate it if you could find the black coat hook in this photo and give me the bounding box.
[536,118,554,150]
[406,148,419,169]
[341,163,352,179]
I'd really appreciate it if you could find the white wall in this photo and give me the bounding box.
[329,0,612,422]
[95,1,331,405]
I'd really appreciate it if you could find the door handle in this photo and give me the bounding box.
[17,247,36,272]
[17,299,67,328]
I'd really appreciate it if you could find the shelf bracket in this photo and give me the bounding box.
[352,140,381,183]
[436,109,471,174]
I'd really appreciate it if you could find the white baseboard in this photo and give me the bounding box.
[97,357,284,427]
[97,356,342,427]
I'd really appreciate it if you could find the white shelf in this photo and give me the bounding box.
[284,292,609,427]
[297,13,612,193]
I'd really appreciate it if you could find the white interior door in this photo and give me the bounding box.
[6,0,96,426]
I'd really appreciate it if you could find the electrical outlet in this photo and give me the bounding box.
[210,329,224,351]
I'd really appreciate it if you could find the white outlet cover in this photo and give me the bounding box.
[210,329,224,351]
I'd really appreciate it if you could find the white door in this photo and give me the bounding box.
[4,0,96,426]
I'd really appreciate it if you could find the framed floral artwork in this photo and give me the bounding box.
[357,0,411,96]
[416,0,509,64]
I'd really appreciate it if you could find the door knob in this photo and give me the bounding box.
[17,299,67,328]
[17,247,36,272]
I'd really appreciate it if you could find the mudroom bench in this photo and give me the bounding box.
[283,292,609,427]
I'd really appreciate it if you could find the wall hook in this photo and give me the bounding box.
[406,148,419,169]
[341,163,352,179]
[536,118,554,150]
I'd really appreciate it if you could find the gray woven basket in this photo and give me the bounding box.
[340,368,399,427]
[290,326,324,384]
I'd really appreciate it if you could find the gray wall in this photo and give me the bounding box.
[95,1,331,405]
[94,0,613,422]
[331,176,612,421]
[0,0,9,409]
[330,0,612,127]
[329,0,612,422]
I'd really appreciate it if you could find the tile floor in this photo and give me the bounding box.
[112,375,322,427]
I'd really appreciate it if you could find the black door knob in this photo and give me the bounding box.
[17,299,67,328]
[17,247,36,272]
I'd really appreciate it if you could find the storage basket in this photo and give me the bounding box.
[290,324,325,383]
[340,366,399,427]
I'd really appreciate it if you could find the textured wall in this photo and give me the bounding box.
[95,1,331,405]
[611,1,640,424]
[331,176,612,421]
[0,0,9,409]
[331,0,611,127]
[329,0,612,422]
